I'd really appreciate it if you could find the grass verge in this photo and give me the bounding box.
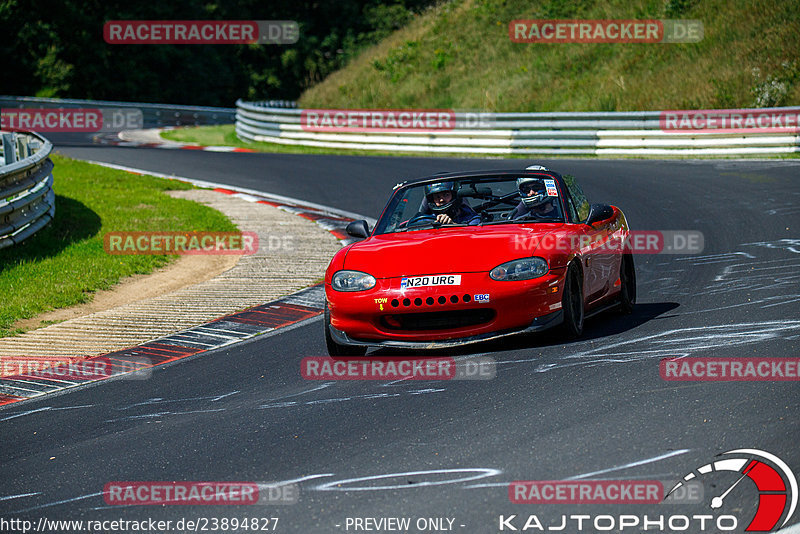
[299,0,800,111]
[0,154,237,337]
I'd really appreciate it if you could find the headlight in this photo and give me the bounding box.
[331,270,377,292]
[489,257,548,281]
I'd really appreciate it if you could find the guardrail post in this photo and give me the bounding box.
[2,133,16,165]
[17,135,30,159]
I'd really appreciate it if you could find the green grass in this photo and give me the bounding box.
[0,154,237,337]
[164,0,799,160]
[299,0,800,111]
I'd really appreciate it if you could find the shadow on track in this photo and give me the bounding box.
[368,302,679,357]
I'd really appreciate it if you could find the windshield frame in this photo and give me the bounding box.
[372,171,568,236]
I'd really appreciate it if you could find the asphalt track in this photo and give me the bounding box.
[1,139,799,533]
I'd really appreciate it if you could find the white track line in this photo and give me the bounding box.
[83,159,375,224]
[564,449,691,480]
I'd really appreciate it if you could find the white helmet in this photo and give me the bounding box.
[516,177,548,208]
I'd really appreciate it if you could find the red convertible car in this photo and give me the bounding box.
[324,167,636,355]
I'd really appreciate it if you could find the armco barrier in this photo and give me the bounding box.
[0,95,244,128]
[235,100,800,156]
[0,131,55,249]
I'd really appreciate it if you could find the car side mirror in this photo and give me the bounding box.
[345,220,370,239]
[585,204,614,227]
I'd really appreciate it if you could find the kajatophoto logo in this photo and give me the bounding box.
[666,449,798,532]
[500,449,796,532]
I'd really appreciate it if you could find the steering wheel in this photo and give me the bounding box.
[406,214,439,227]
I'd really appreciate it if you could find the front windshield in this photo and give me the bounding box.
[375,176,565,235]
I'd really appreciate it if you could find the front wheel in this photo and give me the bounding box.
[560,263,584,338]
[617,253,636,314]
[324,303,367,356]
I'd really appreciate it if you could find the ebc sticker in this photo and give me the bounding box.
[474,293,490,303]
[401,275,462,289]
[544,179,558,197]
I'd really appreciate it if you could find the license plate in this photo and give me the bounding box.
[401,275,461,289]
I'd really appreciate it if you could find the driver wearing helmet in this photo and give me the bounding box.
[418,181,480,225]
[510,177,559,220]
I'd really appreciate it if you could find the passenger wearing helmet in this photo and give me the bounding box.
[510,177,560,220]
[418,181,480,225]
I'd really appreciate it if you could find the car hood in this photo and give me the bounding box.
[344,224,564,278]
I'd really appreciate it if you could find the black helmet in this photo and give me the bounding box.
[424,181,458,214]
[516,177,548,208]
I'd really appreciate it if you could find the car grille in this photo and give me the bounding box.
[380,309,495,331]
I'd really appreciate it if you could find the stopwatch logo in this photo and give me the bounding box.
[666,449,797,531]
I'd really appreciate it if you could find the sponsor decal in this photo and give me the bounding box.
[509,19,703,43]
[103,20,299,45]
[400,275,462,289]
[474,293,490,303]
[543,179,558,197]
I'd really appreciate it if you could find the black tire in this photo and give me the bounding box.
[560,263,584,338]
[324,303,368,356]
[617,253,636,315]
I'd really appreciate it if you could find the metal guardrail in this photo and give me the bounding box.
[235,100,800,156]
[0,131,55,249]
[0,96,240,128]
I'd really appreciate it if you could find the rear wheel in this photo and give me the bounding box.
[324,303,368,356]
[560,263,584,338]
[617,253,636,314]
